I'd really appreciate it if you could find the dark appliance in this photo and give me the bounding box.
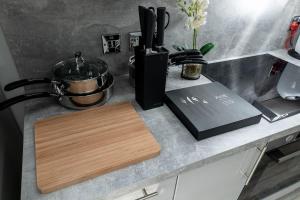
[165,82,262,141]
[203,54,300,122]
[238,131,300,200]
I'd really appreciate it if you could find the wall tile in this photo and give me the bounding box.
[0,0,299,80]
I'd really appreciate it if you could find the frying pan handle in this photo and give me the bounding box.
[0,92,54,110]
[4,78,52,91]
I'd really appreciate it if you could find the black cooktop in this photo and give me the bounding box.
[202,53,300,122]
[165,82,262,141]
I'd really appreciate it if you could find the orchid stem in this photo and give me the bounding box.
[193,29,197,49]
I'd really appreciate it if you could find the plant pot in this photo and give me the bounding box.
[181,63,203,80]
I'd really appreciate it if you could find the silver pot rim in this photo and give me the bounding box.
[57,73,114,109]
[52,54,109,82]
[56,70,108,83]
[51,54,109,94]
[61,73,114,97]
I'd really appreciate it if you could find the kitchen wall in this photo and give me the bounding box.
[0,0,300,80]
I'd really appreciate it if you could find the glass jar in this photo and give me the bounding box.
[181,63,203,80]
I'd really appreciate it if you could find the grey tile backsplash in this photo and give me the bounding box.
[0,0,299,80]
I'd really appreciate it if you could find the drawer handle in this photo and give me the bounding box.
[267,148,300,163]
[245,146,267,186]
[267,140,300,163]
[135,189,158,200]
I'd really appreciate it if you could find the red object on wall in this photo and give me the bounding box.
[284,17,300,49]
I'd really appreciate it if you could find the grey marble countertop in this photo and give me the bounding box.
[21,50,300,200]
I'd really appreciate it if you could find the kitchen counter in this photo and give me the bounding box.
[21,51,300,200]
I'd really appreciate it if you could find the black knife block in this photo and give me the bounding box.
[134,47,169,110]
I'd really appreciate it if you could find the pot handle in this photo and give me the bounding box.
[0,92,55,110]
[4,78,52,91]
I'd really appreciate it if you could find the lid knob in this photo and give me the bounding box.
[74,51,82,58]
[74,51,84,71]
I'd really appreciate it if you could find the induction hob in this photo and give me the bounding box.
[202,53,300,122]
[253,97,300,122]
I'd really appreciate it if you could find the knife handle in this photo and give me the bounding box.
[157,7,166,46]
[171,55,204,63]
[145,9,156,50]
[148,6,155,13]
[169,49,201,59]
[175,59,208,65]
[138,6,147,47]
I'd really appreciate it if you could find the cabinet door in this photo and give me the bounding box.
[174,147,263,200]
[114,176,177,200]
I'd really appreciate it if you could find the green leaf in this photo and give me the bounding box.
[200,42,215,55]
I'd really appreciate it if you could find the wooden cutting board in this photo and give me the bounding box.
[34,102,160,193]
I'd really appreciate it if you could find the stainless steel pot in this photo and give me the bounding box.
[57,73,114,109]
[53,51,108,94]
[0,51,114,110]
[0,73,114,110]
[4,51,109,95]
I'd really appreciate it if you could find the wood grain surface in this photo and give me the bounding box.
[34,102,160,193]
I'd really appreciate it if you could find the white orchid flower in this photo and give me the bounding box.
[177,0,209,49]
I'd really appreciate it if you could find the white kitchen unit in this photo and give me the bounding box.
[114,146,266,200]
[114,176,177,200]
[174,146,266,200]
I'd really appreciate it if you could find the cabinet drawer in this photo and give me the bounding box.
[114,176,177,200]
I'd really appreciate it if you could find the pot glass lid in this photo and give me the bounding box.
[53,52,108,81]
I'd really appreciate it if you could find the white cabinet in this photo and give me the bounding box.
[114,146,266,200]
[174,147,265,200]
[114,176,177,200]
